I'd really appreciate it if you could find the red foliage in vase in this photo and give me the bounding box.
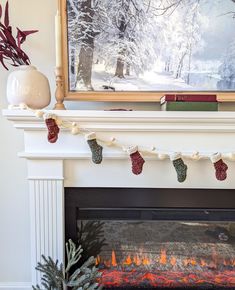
[0,1,38,70]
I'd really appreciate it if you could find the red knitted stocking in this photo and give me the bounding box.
[214,159,228,181]
[45,118,60,143]
[127,146,145,175]
[211,153,228,181]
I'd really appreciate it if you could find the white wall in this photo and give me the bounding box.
[1,0,235,288]
[0,0,57,287]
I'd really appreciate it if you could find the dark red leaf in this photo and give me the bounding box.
[0,1,38,69]
[16,28,38,45]
[4,1,9,27]
[0,4,2,19]
[3,28,16,47]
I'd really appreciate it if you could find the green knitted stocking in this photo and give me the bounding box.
[86,133,103,164]
[172,157,187,183]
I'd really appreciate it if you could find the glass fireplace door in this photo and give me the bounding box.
[76,209,235,289]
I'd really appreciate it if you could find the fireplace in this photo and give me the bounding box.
[4,109,235,289]
[65,188,235,289]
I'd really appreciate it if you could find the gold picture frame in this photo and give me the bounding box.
[54,0,235,109]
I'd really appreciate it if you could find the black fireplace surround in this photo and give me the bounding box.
[65,188,235,290]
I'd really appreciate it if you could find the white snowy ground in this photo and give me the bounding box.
[71,63,220,91]
[90,63,195,91]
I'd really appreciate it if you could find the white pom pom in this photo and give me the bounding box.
[191,151,200,161]
[35,110,44,118]
[158,153,168,160]
[228,152,235,161]
[71,126,80,135]
[19,103,27,110]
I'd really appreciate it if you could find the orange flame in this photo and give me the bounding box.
[95,255,101,266]
[143,256,151,265]
[170,256,177,266]
[111,250,117,267]
[133,255,141,266]
[160,249,167,265]
[200,259,207,267]
[124,255,132,265]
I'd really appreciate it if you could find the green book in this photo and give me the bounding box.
[161,101,218,111]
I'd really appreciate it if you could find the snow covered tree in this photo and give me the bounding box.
[95,0,161,78]
[218,40,235,90]
[159,0,206,81]
[67,0,108,90]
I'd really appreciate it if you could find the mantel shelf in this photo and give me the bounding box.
[3,109,235,133]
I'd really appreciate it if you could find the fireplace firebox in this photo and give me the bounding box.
[65,188,235,289]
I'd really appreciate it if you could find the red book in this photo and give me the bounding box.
[160,94,217,104]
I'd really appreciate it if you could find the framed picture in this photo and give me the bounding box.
[55,0,235,108]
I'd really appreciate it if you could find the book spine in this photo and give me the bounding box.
[161,95,217,103]
[161,101,218,111]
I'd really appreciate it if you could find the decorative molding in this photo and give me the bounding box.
[4,110,235,133]
[29,179,64,286]
[0,282,31,290]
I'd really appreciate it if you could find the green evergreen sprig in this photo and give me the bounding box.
[33,239,102,290]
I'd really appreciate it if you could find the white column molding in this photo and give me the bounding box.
[28,160,64,286]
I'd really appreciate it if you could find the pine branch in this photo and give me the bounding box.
[34,239,102,290]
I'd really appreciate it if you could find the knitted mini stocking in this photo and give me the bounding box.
[211,153,228,181]
[127,146,145,175]
[86,132,103,164]
[44,114,60,143]
[170,153,187,183]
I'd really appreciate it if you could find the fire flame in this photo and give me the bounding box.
[159,249,167,265]
[96,249,235,288]
[96,248,235,270]
[111,250,117,267]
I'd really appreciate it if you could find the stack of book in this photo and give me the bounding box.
[160,95,218,111]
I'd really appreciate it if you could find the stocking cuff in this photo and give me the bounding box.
[210,153,221,163]
[43,113,57,120]
[86,132,96,141]
[170,152,181,161]
[127,146,138,155]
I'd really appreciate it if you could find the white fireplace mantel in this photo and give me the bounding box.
[3,109,235,286]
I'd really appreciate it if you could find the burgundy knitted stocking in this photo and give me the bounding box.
[45,118,60,143]
[211,153,228,181]
[128,146,145,175]
[214,159,228,181]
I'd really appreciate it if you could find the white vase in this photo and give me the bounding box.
[7,65,51,109]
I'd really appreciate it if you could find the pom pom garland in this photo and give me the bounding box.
[13,104,235,181]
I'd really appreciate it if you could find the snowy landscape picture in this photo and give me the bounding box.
[66,0,235,93]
